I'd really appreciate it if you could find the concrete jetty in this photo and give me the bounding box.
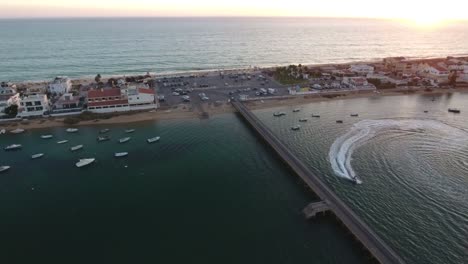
[232,101,405,264]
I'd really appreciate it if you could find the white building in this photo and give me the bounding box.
[48,77,72,95]
[413,63,449,80]
[124,86,157,110]
[342,77,376,90]
[0,85,16,97]
[367,73,409,86]
[87,87,157,113]
[349,64,375,75]
[17,94,50,117]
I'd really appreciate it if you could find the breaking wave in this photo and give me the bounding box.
[329,119,468,184]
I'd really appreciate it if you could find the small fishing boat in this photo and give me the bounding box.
[273,112,286,117]
[31,153,44,159]
[0,166,10,173]
[0,129,5,135]
[76,158,95,168]
[57,140,68,144]
[293,109,300,112]
[114,152,128,158]
[336,120,344,124]
[119,137,131,144]
[299,118,308,122]
[448,108,461,113]
[291,125,301,131]
[41,135,53,139]
[70,145,83,152]
[10,128,25,134]
[66,128,78,133]
[125,129,135,134]
[99,129,110,134]
[311,114,320,118]
[4,144,22,151]
[350,114,359,117]
[147,136,160,143]
[97,136,110,142]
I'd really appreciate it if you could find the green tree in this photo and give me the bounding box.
[95,74,102,83]
[4,105,18,118]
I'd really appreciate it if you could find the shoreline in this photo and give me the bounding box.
[2,86,466,132]
[7,54,468,85]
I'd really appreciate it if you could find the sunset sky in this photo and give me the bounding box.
[1,0,467,23]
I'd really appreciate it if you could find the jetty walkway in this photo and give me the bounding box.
[232,101,405,264]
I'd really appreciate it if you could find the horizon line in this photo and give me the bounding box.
[0,15,466,21]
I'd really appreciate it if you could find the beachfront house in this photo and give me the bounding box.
[53,93,82,113]
[16,94,50,117]
[87,87,157,113]
[367,73,409,86]
[87,88,130,113]
[48,77,72,95]
[414,63,450,81]
[124,86,157,110]
[342,77,376,90]
[349,64,374,75]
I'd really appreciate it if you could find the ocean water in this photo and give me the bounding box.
[1,17,468,82]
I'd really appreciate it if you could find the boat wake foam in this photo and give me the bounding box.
[328,119,468,184]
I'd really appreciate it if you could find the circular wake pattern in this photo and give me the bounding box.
[329,119,468,184]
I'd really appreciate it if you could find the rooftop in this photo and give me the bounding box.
[88,99,129,107]
[88,88,121,98]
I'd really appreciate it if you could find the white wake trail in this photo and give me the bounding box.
[328,119,468,184]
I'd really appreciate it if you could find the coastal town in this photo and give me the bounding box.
[1,56,467,128]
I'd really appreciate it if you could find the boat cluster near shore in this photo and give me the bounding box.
[1,127,161,172]
[275,107,462,131]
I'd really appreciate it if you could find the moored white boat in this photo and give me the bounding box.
[0,166,10,172]
[147,136,160,143]
[4,144,22,151]
[273,112,286,117]
[299,118,308,122]
[0,129,5,135]
[31,153,44,159]
[293,108,300,112]
[114,152,128,157]
[125,129,135,133]
[41,134,53,139]
[312,114,320,118]
[291,125,301,131]
[99,128,110,134]
[10,128,25,134]
[70,145,83,152]
[119,137,131,143]
[97,136,110,142]
[75,158,95,168]
[57,140,68,144]
[66,128,78,133]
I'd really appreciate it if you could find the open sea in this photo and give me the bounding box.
[0,17,468,82]
[1,93,468,263]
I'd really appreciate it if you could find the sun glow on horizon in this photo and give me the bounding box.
[0,0,467,22]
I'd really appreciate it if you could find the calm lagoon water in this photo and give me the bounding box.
[1,93,467,263]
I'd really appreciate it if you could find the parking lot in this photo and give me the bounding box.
[156,70,289,108]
